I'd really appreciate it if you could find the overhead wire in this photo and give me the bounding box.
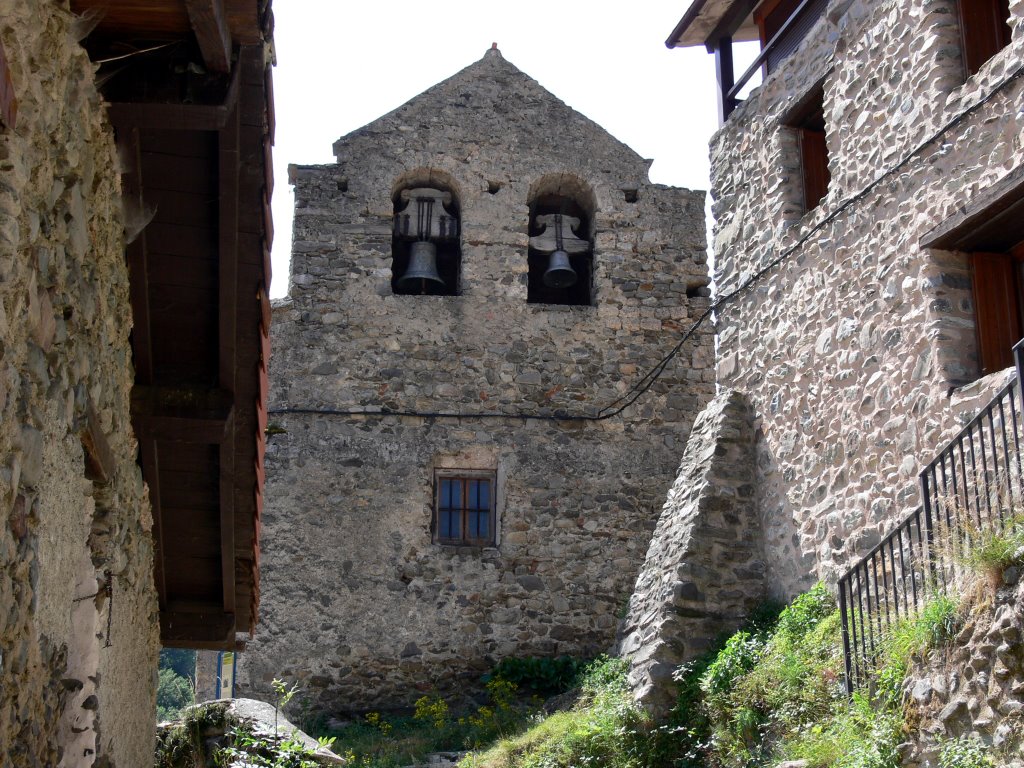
[269,58,1024,426]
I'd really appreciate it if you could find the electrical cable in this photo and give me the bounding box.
[269,59,1024,426]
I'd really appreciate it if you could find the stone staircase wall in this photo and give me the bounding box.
[616,389,766,718]
[901,577,1024,767]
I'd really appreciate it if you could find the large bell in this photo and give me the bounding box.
[397,241,445,291]
[542,249,577,288]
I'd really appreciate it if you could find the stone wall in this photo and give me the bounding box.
[617,390,766,719]
[0,3,159,765]
[902,577,1024,767]
[235,48,714,712]
[710,0,1024,598]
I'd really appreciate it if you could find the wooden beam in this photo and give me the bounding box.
[121,125,155,385]
[160,610,235,647]
[106,66,239,131]
[131,385,235,443]
[185,0,233,74]
[140,437,168,611]
[715,37,737,125]
[218,101,241,619]
[131,385,234,420]
[133,412,233,444]
[703,0,760,52]
[0,39,17,129]
[80,397,116,484]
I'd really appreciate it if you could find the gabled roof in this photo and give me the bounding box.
[331,46,651,181]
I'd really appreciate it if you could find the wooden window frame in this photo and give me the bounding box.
[957,0,1012,79]
[784,84,830,213]
[433,469,497,547]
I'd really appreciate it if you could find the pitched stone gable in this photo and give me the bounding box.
[331,47,652,197]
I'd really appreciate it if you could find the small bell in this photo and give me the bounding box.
[542,249,577,288]
[397,241,446,291]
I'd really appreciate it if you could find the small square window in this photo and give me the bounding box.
[433,471,497,547]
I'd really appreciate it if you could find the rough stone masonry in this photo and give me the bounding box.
[710,0,1024,597]
[0,2,159,765]
[234,46,714,711]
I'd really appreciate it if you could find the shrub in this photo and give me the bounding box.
[157,666,195,722]
[487,656,589,696]
[875,594,958,704]
[938,735,995,768]
[461,656,648,768]
[958,513,1024,580]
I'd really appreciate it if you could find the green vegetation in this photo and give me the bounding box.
[938,735,996,768]
[450,584,983,768]
[463,656,649,768]
[159,574,1005,767]
[156,690,336,768]
[957,513,1024,580]
[157,648,196,721]
[324,676,541,768]
[156,702,234,767]
[486,655,590,696]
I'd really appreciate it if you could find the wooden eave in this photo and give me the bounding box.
[74,0,273,650]
[666,0,760,50]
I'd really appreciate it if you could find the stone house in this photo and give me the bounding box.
[233,46,714,711]
[618,0,1024,733]
[0,1,273,764]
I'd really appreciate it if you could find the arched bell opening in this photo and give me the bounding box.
[391,183,461,296]
[526,178,595,306]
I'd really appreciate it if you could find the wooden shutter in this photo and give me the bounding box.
[972,252,1021,374]
[0,40,17,129]
[756,0,829,74]
[959,0,1012,77]
[800,127,829,211]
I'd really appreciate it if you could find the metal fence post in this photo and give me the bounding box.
[839,578,855,694]
[1015,338,1024,423]
[920,469,938,592]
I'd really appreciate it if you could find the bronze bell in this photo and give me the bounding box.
[397,241,446,291]
[542,249,577,288]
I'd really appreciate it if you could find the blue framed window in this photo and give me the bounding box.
[434,472,496,546]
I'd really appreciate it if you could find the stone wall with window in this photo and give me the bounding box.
[709,0,1024,598]
[235,46,713,711]
[0,3,159,765]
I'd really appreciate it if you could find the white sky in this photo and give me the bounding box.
[268,2,742,298]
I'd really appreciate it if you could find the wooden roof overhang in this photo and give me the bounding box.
[666,0,760,51]
[71,0,273,650]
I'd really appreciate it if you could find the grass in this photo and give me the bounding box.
[460,657,650,768]
[446,584,978,768]
[957,513,1024,580]
[319,677,547,768]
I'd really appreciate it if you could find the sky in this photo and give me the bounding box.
[267,2,742,298]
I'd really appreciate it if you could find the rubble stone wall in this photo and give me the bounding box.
[0,3,158,765]
[902,577,1024,767]
[710,0,1024,598]
[236,49,714,711]
[617,390,766,719]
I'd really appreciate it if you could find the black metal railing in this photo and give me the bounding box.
[838,341,1024,693]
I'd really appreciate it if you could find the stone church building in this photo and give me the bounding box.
[233,46,714,710]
